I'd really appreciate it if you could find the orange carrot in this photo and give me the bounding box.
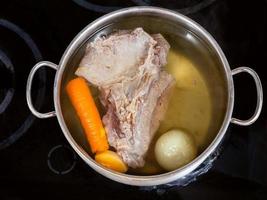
[95,150,128,173]
[66,77,108,153]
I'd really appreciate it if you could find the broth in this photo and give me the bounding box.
[60,17,227,175]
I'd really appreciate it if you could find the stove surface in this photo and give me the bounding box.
[0,0,267,199]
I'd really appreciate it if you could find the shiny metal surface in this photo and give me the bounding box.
[26,61,58,119]
[231,67,263,126]
[26,7,263,186]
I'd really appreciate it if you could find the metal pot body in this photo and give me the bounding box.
[26,7,263,186]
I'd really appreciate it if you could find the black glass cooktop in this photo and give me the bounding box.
[0,0,267,199]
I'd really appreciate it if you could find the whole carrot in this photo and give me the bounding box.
[66,77,108,153]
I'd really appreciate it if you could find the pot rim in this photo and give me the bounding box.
[53,6,234,186]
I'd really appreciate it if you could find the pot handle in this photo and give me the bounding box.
[231,67,263,126]
[26,61,58,119]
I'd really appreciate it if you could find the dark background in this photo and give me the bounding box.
[0,0,267,199]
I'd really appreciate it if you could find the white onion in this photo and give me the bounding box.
[154,129,197,171]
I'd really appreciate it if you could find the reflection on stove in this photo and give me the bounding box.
[178,0,217,15]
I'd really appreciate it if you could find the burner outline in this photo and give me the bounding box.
[0,49,15,114]
[0,19,46,150]
[72,0,217,15]
[72,0,121,13]
[47,144,77,175]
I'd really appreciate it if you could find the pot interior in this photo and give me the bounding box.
[60,13,228,176]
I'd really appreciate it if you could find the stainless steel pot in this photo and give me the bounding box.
[26,7,263,186]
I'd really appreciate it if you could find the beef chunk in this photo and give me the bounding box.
[76,28,175,168]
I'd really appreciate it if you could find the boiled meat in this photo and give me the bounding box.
[76,28,175,168]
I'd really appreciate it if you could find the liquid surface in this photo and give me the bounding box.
[60,21,227,175]
[162,50,212,150]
